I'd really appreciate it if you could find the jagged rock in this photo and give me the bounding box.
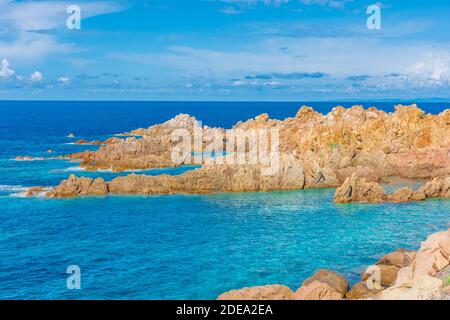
[46,154,311,197]
[217,285,293,300]
[334,175,450,204]
[387,187,426,203]
[64,105,450,183]
[291,269,349,300]
[46,175,108,198]
[333,173,387,203]
[416,177,450,199]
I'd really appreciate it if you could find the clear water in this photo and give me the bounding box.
[0,101,449,299]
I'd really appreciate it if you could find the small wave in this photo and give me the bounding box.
[12,157,46,161]
[10,187,52,198]
[0,185,28,192]
[50,166,84,173]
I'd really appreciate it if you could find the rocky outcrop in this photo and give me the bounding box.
[334,174,450,204]
[43,105,450,197]
[64,105,450,181]
[46,153,338,197]
[46,175,108,198]
[68,114,225,172]
[217,285,293,300]
[291,269,349,300]
[333,173,387,203]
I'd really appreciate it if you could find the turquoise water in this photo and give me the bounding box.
[0,101,449,299]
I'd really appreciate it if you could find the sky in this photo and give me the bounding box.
[0,0,449,101]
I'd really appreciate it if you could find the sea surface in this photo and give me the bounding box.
[0,101,449,299]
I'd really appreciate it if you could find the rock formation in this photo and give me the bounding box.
[334,174,450,204]
[333,173,387,203]
[46,153,334,197]
[64,105,450,182]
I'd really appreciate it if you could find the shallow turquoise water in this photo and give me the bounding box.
[0,101,449,299]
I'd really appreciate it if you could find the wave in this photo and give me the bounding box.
[9,187,52,198]
[0,185,28,192]
[50,166,115,173]
[50,166,84,173]
[12,157,46,161]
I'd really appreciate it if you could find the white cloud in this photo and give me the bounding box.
[0,58,15,78]
[30,71,43,82]
[407,52,450,86]
[0,0,123,31]
[0,1,125,63]
[217,0,351,12]
[58,76,70,84]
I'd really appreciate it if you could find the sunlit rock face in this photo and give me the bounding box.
[45,104,450,197]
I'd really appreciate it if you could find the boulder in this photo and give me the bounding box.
[217,285,293,300]
[346,282,382,300]
[362,264,400,287]
[291,269,349,300]
[379,249,416,268]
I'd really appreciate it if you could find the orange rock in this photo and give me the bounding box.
[291,269,349,300]
[217,285,293,300]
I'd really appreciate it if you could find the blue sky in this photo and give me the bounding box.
[0,0,449,101]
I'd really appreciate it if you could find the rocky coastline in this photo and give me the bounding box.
[27,104,450,198]
[217,228,450,300]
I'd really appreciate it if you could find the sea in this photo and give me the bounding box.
[0,100,449,299]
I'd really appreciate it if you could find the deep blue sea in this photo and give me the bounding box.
[0,101,449,299]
